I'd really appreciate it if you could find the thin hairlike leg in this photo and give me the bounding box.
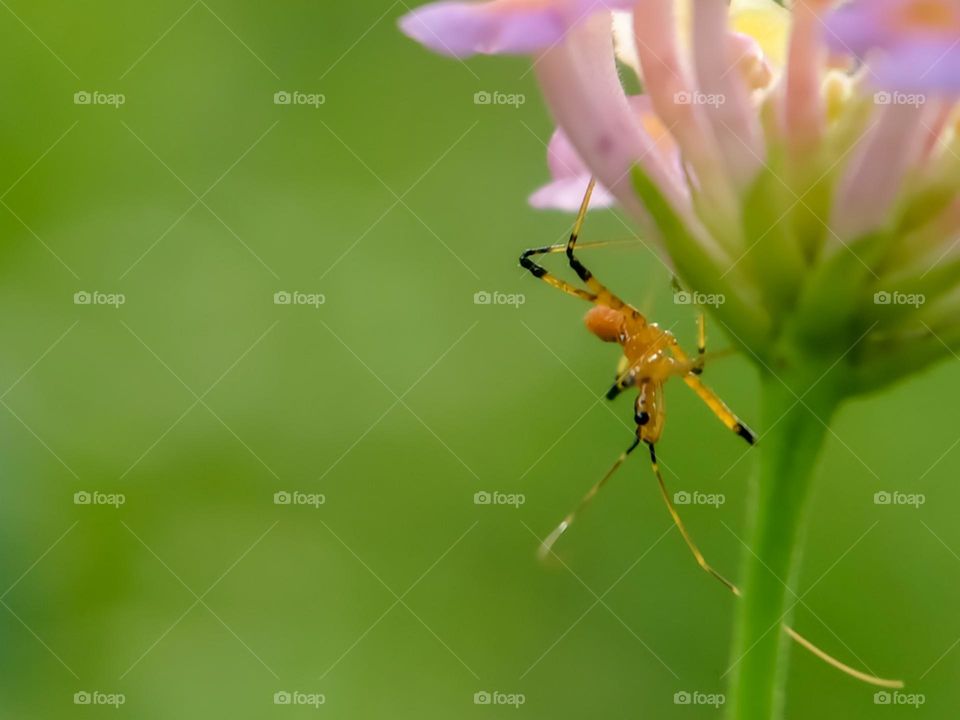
[536,438,640,560]
[647,443,740,594]
[537,440,903,687]
[647,442,904,689]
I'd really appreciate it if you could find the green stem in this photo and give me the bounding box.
[726,368,842,720]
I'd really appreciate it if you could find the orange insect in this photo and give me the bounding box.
[519,179,902,689]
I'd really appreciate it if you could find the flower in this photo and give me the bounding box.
[400,0,960,389]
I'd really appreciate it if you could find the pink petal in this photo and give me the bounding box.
[529,175,616,210]
[692,2,765,188]
[833,102,930,240]
[783,0,833,156]
[632,0,736,221]
[399,0,634,58]
[534,13,713,250]
[529,96,679,211]
[529,125,615,210]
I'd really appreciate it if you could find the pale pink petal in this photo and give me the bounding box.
[783,0,832,156]
[530,126,615,210]
[399,0,634,58]
[918,99,953,165]
[692,1,765,188]
[534,13,718,254]
[530,96,681,211]
[632,0,737,221]
[833,102,931,240]
[727,31,775,93]
[530,175,616,210]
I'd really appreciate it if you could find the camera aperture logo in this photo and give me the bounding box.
[874,690,925,707]
[474,290,525,308]
[274,91,326,108]
[74,491,126,509]
[274,491,326,508]
[474,491,525,509]
[674,690,726,708]
[274,291,326,308]
[74,91,126,108]
[673,490,725,508]
[674,91,725,108]
[874,91,926,108]
[74,691,125,708]
[674,290,725,308]
[874,491,925,509]
[873,290,925,308]
[474,690,526,708]
[473,90,526,108]
[274,690,326,708]
[74,291,126,308]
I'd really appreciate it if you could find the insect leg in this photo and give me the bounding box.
[647,442,740,595]
[668,343,756,445]
[682,373,756,445]
[694,312,706,375]
[520,237,636,302]
[606,363,638,400]
[519,242,598,302]
[564,179,627,308]
[648,442,904,688]
[537,438,640,560]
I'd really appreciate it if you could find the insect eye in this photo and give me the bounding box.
[635,411,650,426]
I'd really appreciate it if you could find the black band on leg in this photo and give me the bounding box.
[733,423,757,445]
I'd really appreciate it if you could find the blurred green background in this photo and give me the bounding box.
[0,1,957,717]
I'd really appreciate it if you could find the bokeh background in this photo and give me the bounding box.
[0,1,957,717]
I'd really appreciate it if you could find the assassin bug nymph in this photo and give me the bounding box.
[518,178,903,689]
